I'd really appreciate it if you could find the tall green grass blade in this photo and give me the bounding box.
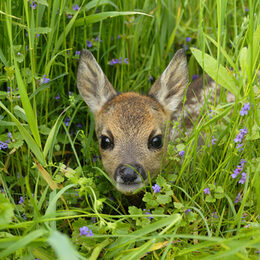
[43,105,71,159]
[48,231,81,260]
[190,47,239,97]
[12,57,42,147]
[45,184,75,216]
[53,7,80,55]
[84,0,119,11]
[0,229,47,258]
[74,11,152,27]
[0,101,44,165]
[108,214,181,250]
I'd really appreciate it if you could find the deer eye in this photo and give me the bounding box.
[148,135,163,149]
[100,135,114,150]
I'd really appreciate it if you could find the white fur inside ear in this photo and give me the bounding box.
[77,50,117,114]
[157,55,188,112]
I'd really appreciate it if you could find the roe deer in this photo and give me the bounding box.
[77,49,223,195]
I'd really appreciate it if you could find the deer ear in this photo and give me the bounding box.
[77,49,117,114]
[148,49,189,113]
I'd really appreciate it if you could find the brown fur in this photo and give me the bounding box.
[95,92,169,184]
[77,49,194,194]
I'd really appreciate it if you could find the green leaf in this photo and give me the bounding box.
[14,105,28,122]
[34,27,52,34]
[239,47,248,76]
[176,143,185,152]
[215,186,224,193]
[108,214,181,250]
[84,0,118,11]
[205,195,216,203]
[143,192,159,208]
[190,48,239,97]
[45,184,76,216]
[156,175,166,187]
[37,0,48,6]
[74,11,152,27]
[7,139,24,150]
[48,231,80,260]
[157,194,172,204]
[0,229,47,258]
[0,194,14,226]
[128,206,142,216]
[174,202,184,209]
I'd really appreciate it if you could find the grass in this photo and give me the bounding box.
[0,0,259,259]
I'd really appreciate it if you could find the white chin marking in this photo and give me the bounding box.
[116,182,144,195]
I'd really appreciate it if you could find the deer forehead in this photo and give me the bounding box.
[95,92,169,137]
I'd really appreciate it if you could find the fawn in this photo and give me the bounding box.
[77,49,218,195]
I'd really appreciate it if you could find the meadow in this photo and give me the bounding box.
[0,0,260,259]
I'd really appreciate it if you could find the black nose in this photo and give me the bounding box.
[114,164,146,184]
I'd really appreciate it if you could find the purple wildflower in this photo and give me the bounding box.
[245,7,249,12]
[30,1,37,9]
[240,159,247,167]
[240,102,250,116]
[236,143,243,151]
[148,75,154,83]
[234,132,243,143]
[186,37,191,42]
[87,40,92,48]
[185,209,191,215]
[192,74,199,81]
[17,52,21,56]
[95,35,102,42]
[179,150,185,157]
[143,209,154,220]
[239,172,247,184]
[208,109,213,119]
[67,15,73,19]
[231,167,241,178]
[240,127,247,136]
[123,58,128,64]
[0,141,8,150]
[109,58,118,65]
[42,74,50,84]
[18,196,24,204]
[8,132,13,139]
[79,226,94,237]
[75,51,81,56]
[212,212,219,219]
[92,155,100,162]
[212,137,217,145]
[64,117,70,127]
[152,184,161,194]
[73,4,79,11]
[117,34,121,39]
[234,127,247,143]
[231,160,247,184]
[55,94,60,100]
[182,44,188,50]
[235,193,242,203]
[203,187,210,195]
[69,91,72,96]
[77,123,83,128]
